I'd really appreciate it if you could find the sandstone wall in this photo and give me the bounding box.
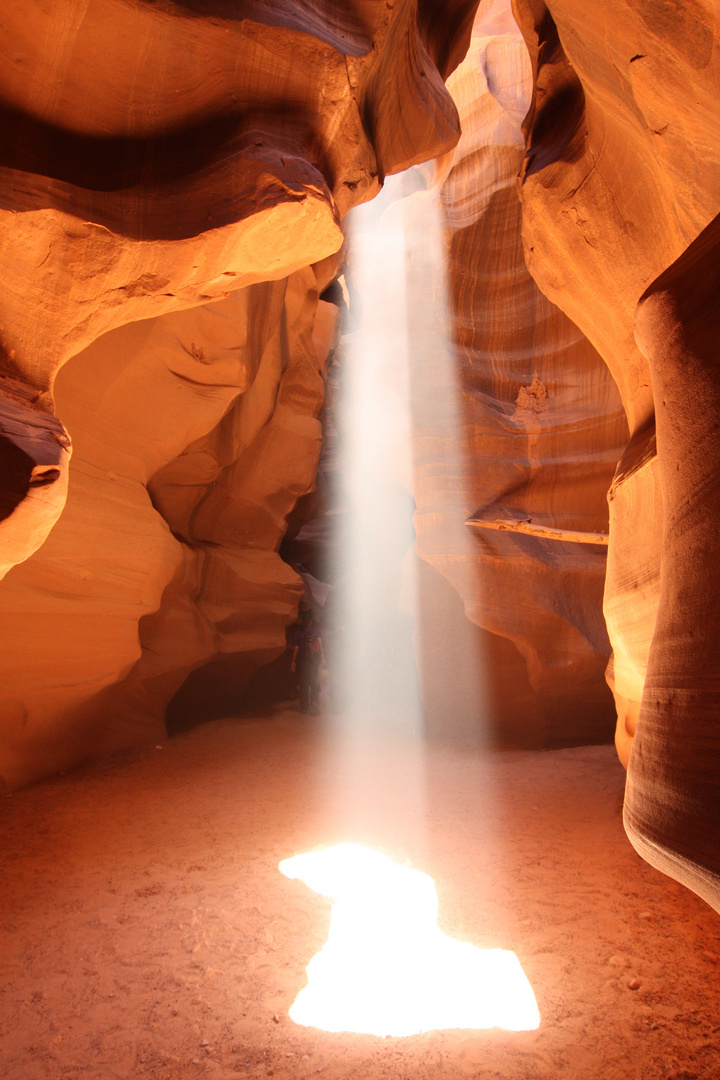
[512,0,720,907]
[0,0,480,787]
[0,274,339,787]
[0,0,478,577]
[408,0,628,746]
[512,0,720,759]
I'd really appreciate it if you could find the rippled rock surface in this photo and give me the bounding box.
[408,0,627,746]
[0,0,479,786]
[513,0,720,907]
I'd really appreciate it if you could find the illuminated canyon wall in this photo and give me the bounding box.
[0,0,479,786]
[511,0,720,908]
[1,0,720,919]
[0,275,339,784]
[406,1,628,748]
[275,0,628,751]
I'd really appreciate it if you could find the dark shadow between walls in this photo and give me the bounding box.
[165,650,296,734]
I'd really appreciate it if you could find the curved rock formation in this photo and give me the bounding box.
[408,0,627,746]
[625,216,720,912]
[0,275,333,786]
[512,0,720,906]
[0,0,477,575]
[0,391,72,579]
[0,0,480,786]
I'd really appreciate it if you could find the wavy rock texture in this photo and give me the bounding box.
[512,0,720,905]
[405,0,627,746]
[624,217,720,912]
[0,0,482,786]
[512,0,720,756]
[0,0,477,574]
[0,272,338,788]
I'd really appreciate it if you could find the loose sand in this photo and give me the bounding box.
[2,710,719,1080]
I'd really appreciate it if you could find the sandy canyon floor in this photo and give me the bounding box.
[2,710,720,1080]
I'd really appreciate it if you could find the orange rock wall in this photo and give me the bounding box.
[407,0,628,746]
[0,0,477,574]
[4,0,720,930]
[626,218,720,912]
[0,274,338,787]
[512,0,720,907]
[0,0,480,787]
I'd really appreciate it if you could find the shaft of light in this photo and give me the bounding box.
[322,175,428,851]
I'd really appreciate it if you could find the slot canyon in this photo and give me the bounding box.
[1,1,720,1077]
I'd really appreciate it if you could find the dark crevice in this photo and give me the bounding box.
[0,103,320,192]
[0,438,34,521]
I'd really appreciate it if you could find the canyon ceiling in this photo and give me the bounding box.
[0,0,719,914]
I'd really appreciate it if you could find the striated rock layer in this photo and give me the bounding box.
[0,273,336,786]
[4,1,720,942]
[512,0,720,907]
[624,219,720,913]
[0,0,481,786]
[407,0,628,746]
[0,0,479,577]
